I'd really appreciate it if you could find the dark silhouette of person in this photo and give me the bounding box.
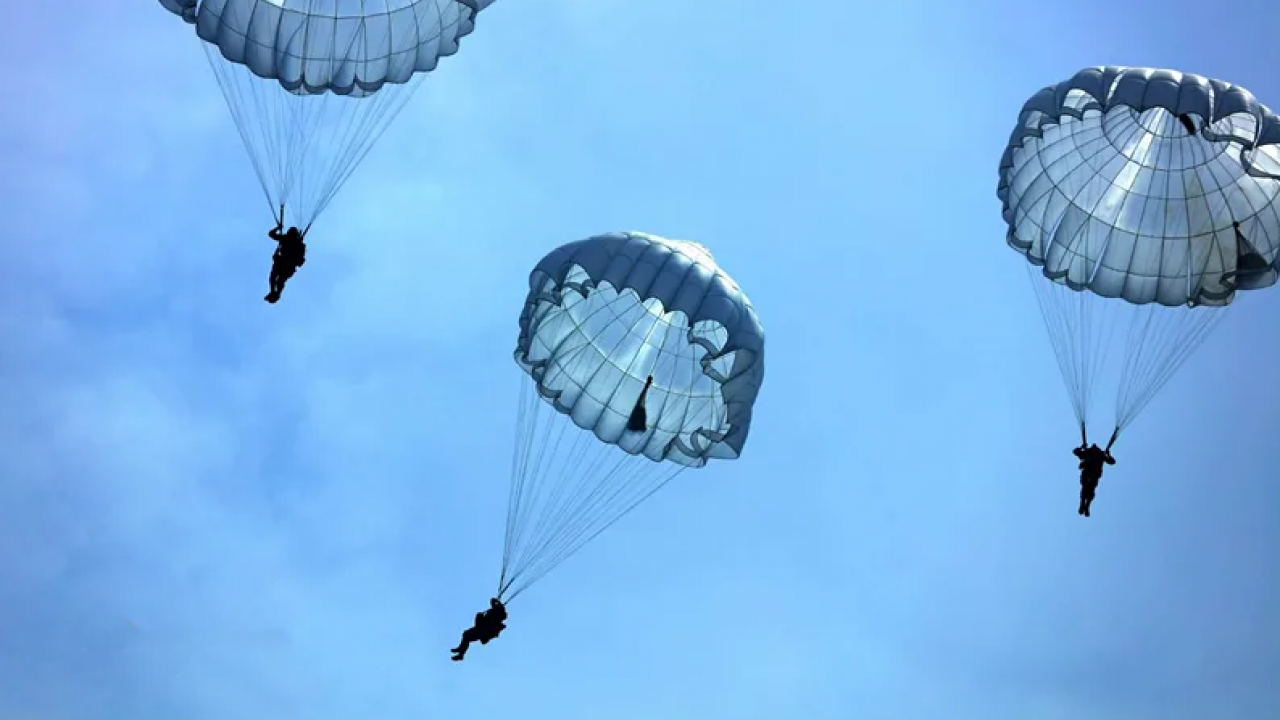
[266,211,307,303]
[1073,443,1115,517]
[627,375,655,432]
[451,598,508,661]
[1177,113,1199,136]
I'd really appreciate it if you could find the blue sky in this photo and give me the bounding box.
[2,1,1278,718]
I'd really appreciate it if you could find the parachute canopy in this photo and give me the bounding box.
[499,232,765,601]
[161,0,494,229]
[998,66,1280,440]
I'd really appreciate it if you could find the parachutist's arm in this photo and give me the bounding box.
[268,227,285,241]
[1104,453,1115,465]
[298,244,306,265]
[1073,447,1085,459]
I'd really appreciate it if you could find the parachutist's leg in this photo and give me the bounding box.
[266,263,294,303]
[450,637,470,659]
[267,266,282,302]
[451,628,480,660]
[1079,480,1096,518]
[276,267,297,298]
[1078,479,1094,517]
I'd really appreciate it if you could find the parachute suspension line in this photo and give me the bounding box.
[510,306,691,589]
[499,368,534,592]
[305,0,454,223]
[1113,302,1225,431]
[1103,426,1120,453]
[498,290,710,602]
[499,290,672,600]
[499,290,630,598]
[1027,268,1086,424]
[1027,268,1227,435]
[306,78,423,224]
[1021,112,1133,435]
[203,45,277,217]
[201,22,426,229]
[1026,265,1118,429]
[502,288,655,591]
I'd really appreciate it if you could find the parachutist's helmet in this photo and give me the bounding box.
[490,598,502,607]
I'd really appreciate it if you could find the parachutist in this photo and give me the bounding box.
[1073,443,1115,517]
[265,213,307,304]
[1177,113,1198,136]
[627,375,654,432]
[451,598,507,661]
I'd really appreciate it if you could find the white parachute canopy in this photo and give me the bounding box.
[499,231,766,600]
[998,66,1280,444]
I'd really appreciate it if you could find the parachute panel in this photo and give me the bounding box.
[516,232,765,464]
[1001,68,1280,304]
[165,0,485,94]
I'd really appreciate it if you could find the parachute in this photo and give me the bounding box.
[998,66,1280,447]
[160,0,494,230]
[499,232,766,601]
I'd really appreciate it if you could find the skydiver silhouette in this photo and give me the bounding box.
[451,598,508,661]
[1177,113,1199,136]
[1073,443,1115,517]
[627,375,655,432]
[266,205,306,304]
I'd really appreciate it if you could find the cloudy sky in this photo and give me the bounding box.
[1,1,1278,719]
